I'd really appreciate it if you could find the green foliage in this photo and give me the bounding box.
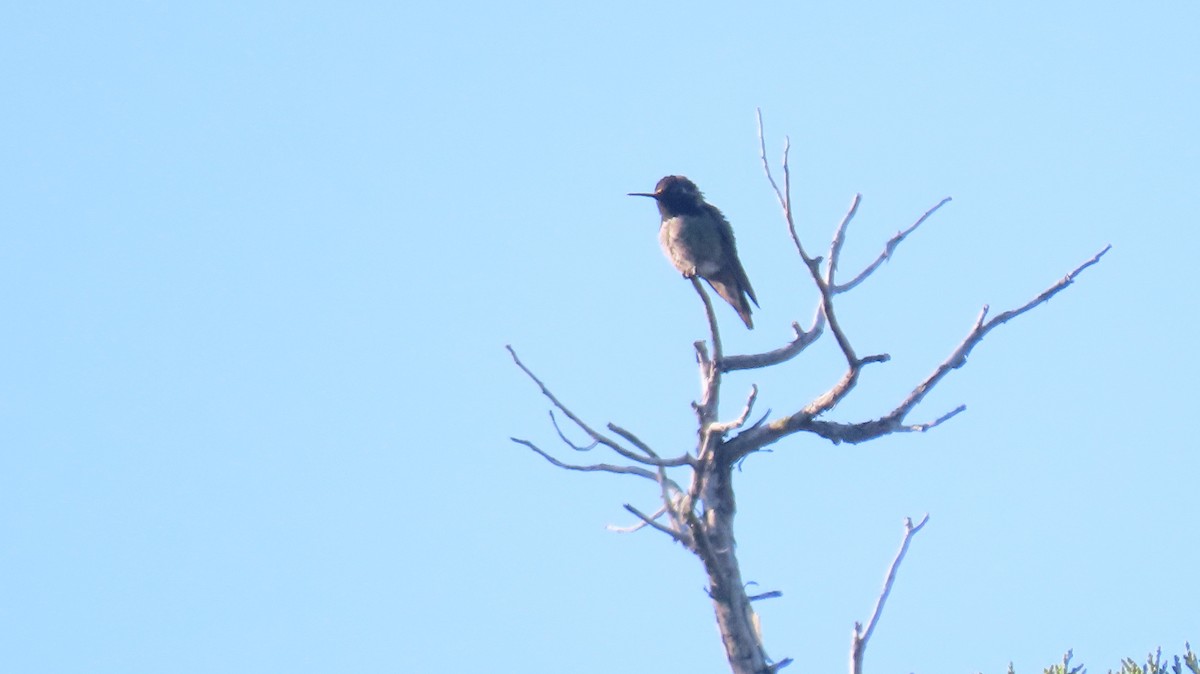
[1041,649,1086,674]
[1103,644,1199,674]
[1011,645,1200,674]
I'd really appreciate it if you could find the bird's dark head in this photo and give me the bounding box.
[628,175,705,217]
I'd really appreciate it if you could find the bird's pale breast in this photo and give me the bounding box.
[660,215,723,276]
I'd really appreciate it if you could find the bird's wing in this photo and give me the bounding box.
[709,205,758,307]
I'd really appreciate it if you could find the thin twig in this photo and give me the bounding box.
[758,110,813,266]
[508,345,684,468]
[826,193,863,286]
[724,245,1110,456]
[782,136,797,255]
[607,504,669,532]
[511,438,661,480]
[899,404,967,433]
[834,196,952,293]
[549,411,599,452]
[710,385,759,436]
[622,503,685,542]
[884,244,1112,423]
[756,108,787,219]
[512,437,687,510]
[759,113,863,374]
[608,422,683,465]
[850,514,931,674]
[721,320,823,372]
[607,423,656,457]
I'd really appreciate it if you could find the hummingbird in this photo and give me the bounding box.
[630,175,759,329]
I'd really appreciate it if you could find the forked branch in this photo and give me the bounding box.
[834,197,953,293]
[506,345,692,469]
[723,244,1109,458]
[721,115,1110,464]
[886,243,1112,425]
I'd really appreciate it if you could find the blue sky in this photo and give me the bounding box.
[1,2,1196,673]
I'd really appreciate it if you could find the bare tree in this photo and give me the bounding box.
[508,112,1110,674]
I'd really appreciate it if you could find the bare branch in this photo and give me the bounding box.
[800,372,856,420]
[899,404,966,433]
[621,503,685,543]
[721,319,824,372]
[508,345,682,468]
[782,136,797,255]
[851,514,931,674]
[607,423,693,468]
[759,112,865,397]
[800,353,889,419]
[681,276,731,538]
[606,504,669,533]
[693,277,723,425]
[658,467,687,537]
[826,193,862,286]
[694,276,722,362]
[724,246,1110,458]
[549,411,598,452]
[710,385,759,436]
[606,423,657,457]
[652,448,691,537]
[885,244,1111,424]
[508,345,625,451]
[510,437,661,481]
[512,436,693,522]
[834,196,953,294]
[758,109,814,266]
[813,275,858,369]
[756,108,788,221]
[988,244,1111,323]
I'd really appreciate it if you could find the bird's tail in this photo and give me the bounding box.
[706,276,755,330]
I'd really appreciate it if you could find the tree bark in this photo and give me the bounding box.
[691,444,772,674]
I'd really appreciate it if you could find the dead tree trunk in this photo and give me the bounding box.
[695,446,769,674]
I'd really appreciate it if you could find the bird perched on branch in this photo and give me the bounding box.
[630,175,759,329]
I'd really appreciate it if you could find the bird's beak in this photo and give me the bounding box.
[628,192,659,199]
